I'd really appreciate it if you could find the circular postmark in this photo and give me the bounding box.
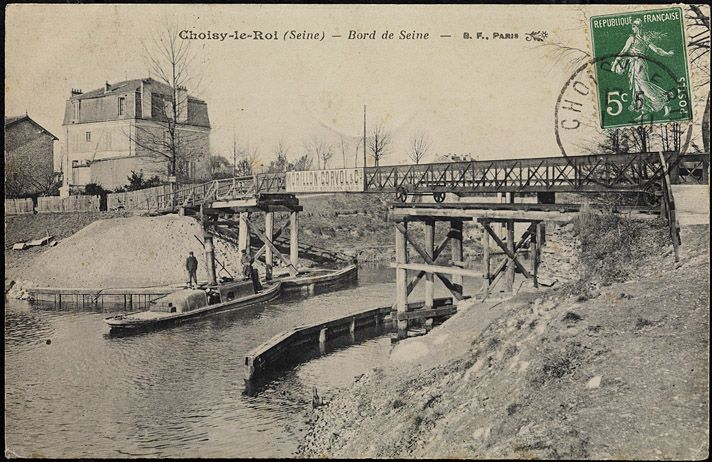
[554,53,693,194]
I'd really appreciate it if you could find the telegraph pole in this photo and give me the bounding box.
[363,105,367,169]
[232,132,237,176]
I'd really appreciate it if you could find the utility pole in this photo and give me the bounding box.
[363,105,367,169]
[232,132,237,176]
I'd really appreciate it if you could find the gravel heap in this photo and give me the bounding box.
[16,215,240,289]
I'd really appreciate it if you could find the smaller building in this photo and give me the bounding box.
[4,114,59,198]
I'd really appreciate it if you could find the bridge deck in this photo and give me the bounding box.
[389,202,660,222]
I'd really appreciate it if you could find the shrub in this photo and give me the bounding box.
[118,171,162,192]
[571,205,669,286]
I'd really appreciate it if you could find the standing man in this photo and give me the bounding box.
[186,251,199,288]
[240,250,253,281]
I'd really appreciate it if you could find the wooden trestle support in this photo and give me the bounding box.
[389,202,572,340]
[193,194,303,284]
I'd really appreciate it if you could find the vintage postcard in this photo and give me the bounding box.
[4,3,709,459]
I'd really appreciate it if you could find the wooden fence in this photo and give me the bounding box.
[106,185,175,211]
[4,198,34,215]
[36,195,100,213]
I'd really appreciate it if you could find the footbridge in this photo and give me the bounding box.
[166,151,708,207]
[152,151,707,339]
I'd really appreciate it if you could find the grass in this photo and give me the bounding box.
[570,204,670,289]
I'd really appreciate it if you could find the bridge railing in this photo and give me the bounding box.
[362,152,686,194]
[145,151,710,209]
[671,152,709,184]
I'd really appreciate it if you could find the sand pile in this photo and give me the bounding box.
[19,215,239,289]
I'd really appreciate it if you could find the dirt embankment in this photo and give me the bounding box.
[4,193,401,290]
[4,211,130,283]
[7,214,245,290]
[297,221,709,459]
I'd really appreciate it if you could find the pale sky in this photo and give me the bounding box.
[5,4,708,169]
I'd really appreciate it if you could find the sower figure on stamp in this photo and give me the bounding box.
[612,17,675,116]
[186,251,199,288]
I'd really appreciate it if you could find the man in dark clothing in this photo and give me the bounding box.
[186,251,199,288]
[240,250,253,281]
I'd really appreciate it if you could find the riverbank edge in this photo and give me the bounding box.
[295,222,710,459]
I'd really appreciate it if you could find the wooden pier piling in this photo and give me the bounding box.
[482,223,491,290]
[424,218,435,311]
[239,212,249,254]
[505,220,515,292]
[204,233,217,286]
[450,220,464,299]
[290,210,299,268]
[395,223,408,339]
[265,212,274,280]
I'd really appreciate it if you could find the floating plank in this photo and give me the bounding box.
[390,262,483,278]
[245,297,454,381]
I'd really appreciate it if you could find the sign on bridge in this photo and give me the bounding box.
[285,168,364,193]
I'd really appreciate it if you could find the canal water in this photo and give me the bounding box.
[5,264,480,458]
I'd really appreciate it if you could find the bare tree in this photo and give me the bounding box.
[290,153,314,171]
[534,7,591,73]
[656,123,685,152]
[686,5,710,152]
[597,128,631,154]
[368,122,391,167]
[4,156,60,198]
[408,133,430,164]
[339,136,349,168]
[354,142,361,168]
[234,144,259,177]
[266,140,290,173]
[306,138,333,169]
[127,20,205,182]
[209,155,233,179]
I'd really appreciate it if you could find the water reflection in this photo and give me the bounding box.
[5,263,479,458]
[4,266,402,457]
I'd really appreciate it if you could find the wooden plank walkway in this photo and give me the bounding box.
[27,285,184,309]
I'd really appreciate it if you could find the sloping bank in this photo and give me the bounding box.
[9,215,243,293]
[297,218,709,459]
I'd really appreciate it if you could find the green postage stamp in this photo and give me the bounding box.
[590,7,692,129]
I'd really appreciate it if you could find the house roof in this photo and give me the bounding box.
[70,77,206,104]
[5,115,59,140]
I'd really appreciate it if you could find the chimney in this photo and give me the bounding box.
[141,79,152,120]
[176,85,188,123]
[71,88,83,96]
[104,81,111,93]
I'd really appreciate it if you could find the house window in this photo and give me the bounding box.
[72,102,80,122]
[118,97,126,116]
[86,131,91,142]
